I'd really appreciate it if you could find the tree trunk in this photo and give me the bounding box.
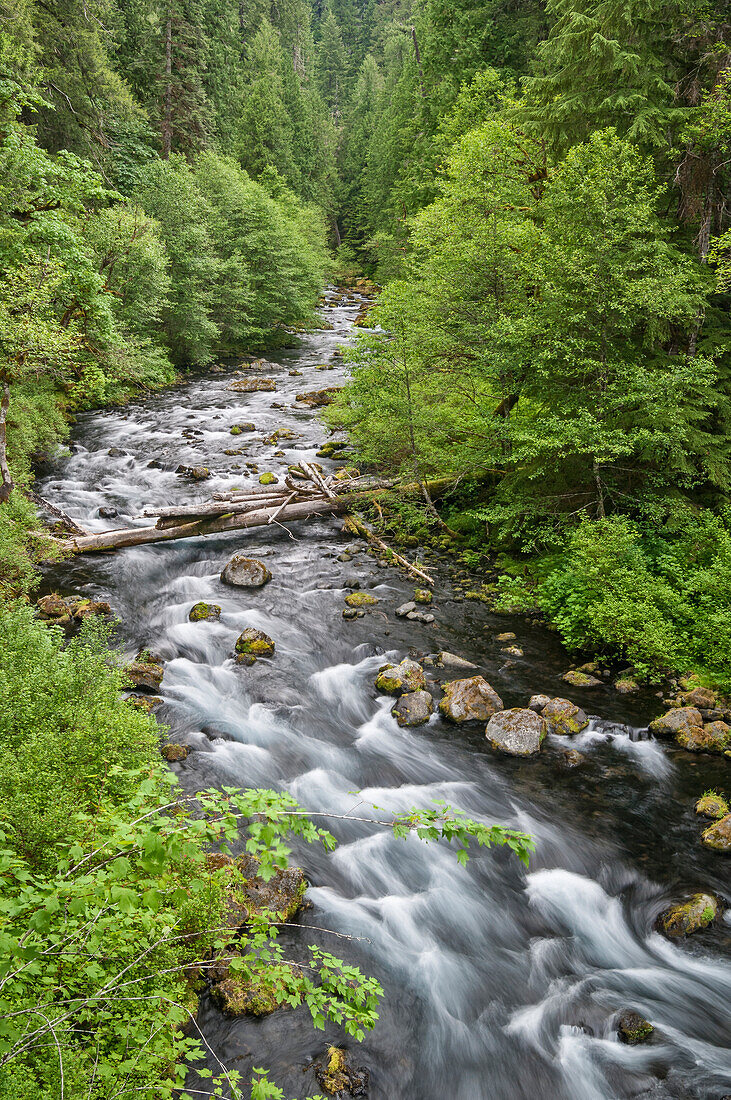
[0,377,13,504]
[161,9,173,160]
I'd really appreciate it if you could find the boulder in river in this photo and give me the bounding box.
[314,1047,369,1097]
[344,592,378,608]
[228,852,306,925]
[395,601,416,617]
[485,708,547,756]
[189,601,222,622]
[211,963,296,1018]
[228,377,276,392]
[561,748,585,768]
[221,555,272,587]
[658,893,718,936]
[541,697,589,736]
[701,813,731,853]
[561,669,602,688]
[439,676,503,723]
[375,658,427,695]
[528,694,552,713]
[616,1010,654,1045]
[161,743,188,762]
[501,645,524,658]
[649,706,704,740]
[695,792,729,819]
[675,720,731,754]
[435,652,478,671]
[295,387,341,407]
[259,471,278,485]
[495,632,516,642]
[677,685,717,709]
[126,660,164,692]
[176,465,210,480]
[614,678,639,694]
[37,593,112,624]
[234,628,275,660]
[392,690,433,727]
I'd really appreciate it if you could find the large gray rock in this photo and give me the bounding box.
[658,893,718,936]
[439,676,503,723]
[649,706,703,739]
[485,708,547,757]
[375,658,427,696]
[392,691,433,727]
[541,697,589,736]
[221,555,272,588]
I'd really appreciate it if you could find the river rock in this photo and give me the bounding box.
[392,690,434,727]
[528,694,552,713]
[541,697,589,736]
[234,628,275,660]
[414,589,432,604]
[315,1047,369,1097]
[561,669,602,687]
[561,748,585,768]
[649,706,703,739]
[295,387,340,407]
[221,555,272,587]
[375,658,427,695]
[439,676,503,723]
[177,465,210,480]
[395,601,417,617]
[658,893,718,936]
[615,678,639,694]
[228,852,306,925]
[695,792,729,819]
[676,720,731,754]
[126,660,164,692]
[211,964,296,1018]
[189,601,222,622]
[677,686,716,709]
[344,592,378,608]
[495,632,516,642]
[230,422,255,433]
[501,645,524,658]
[485,708,547,756]
[161,743,188,762]
[228,377,277,391]
[36,593,112,624]
[436,652,478,670]
[98,506,118,518]
[701,813,731,852]
[617,1010,654,1044]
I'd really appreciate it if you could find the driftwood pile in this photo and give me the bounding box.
[60,466,453,585]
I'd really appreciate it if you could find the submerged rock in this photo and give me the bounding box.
[695,792,729,819]
[501,645,524,658]
[561,748,585,768]
[189,601,222,622]
[439,676,503,723]
[392,690,433,727]
[658,893,718,936]
[234,628,275,660]
[561,669,602,688]
[617,1010,654,1045]
[649,706,704,739]
[541,697,589,736]
[375,658,427,695]
[485,708,547,756]
[701,813,731,853]
[495,632,516,642]
[676,720,731,754]
[221,555,272,587]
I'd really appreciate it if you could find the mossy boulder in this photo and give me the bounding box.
[615,678,640,694]
[259,471,278,485]
[676,721,731,754]
[234,628,275,660]
[496,632,516,642]
[617,1010,654,1045]
[177,465,210,480]
[649,706,704,739]
[221,554,272,587]
[189,601,221,622]
[677,686,716,709]
[314,1047,369,1096]
[391,690,433,727]
[344,591,378,608]
[211,964,296,1018]
[501,644,524,657]
[541,697,589,736]
[36,593,112,625]
[161,743,188,762]
[658,893,718,936]
[126,660,164,692]
[485,708,547,756]
[316,440,347,458]
[230,422,255,434]
[226,852,307,926]
[528,694,552,713]
[414,588,432,604]
[438,676,503,723]
[701,813,731,852]
[695,792,729,819]
[561,669,602,688]
[375,658,427,696]
[228,377,276,392]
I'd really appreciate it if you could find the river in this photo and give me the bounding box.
[38,294,731,1100]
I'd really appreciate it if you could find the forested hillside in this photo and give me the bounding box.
[1,0,731,1097]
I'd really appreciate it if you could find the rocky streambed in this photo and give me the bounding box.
[37,291,731,1099]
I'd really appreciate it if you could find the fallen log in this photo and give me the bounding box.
[343,514,434,587]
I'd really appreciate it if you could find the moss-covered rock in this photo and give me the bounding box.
[701,813,731,852]
[392,690,433,727]
[485,708,547,756]
[221,554,272,587]
[234,628,275,660]
[658,893,718,936]
[316,440,347,458]
[211,964,296,1017]
[344,591,378,608]
[226,852,307,925]
[439,676,503,723]
[615,678,640,694]
[695,792,729,819]
[36,593,112,624]
[189,601,222,622]
[676,721,731,754]
[649,706,704,739]
[228,377,276,392]
[259,471,278,485]
[375,658,426,696]
[161,743,188,762]
[230,422,255,434]
[677,686,716,709]
[541,697,589,736]
[414,588,432,604]
[617,1010,654,1045]
[314,1047,370,1097]
[561,669,602,688]
[126,660,164,692]
[495,632,516,642]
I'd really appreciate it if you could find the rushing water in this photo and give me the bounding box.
[38,296,730,1099]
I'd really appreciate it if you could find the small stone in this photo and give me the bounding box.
[107,446,127,457]
[436,652,477,670]
[392,690,434,727]
[228,377,276,392]
[344,592,377,608]
[495,632,516,642]
[485,708,547,756]
[98,506,118,519]
[701,813,731,852]
[342,608,358,620]
[221,555,272,587]
[617,1010,654,1045]
[695,792,729,820]
[439,677,504,723]
[501,645,524,658]
[177,465,210,480]
[561,749,585,768]
[189,601,222,622]
[561,670,602,687]
[541,697,589,736]
[230,422,255,434]
[162,743,188,762]
[337,553,352,562]
[375,658,427,696]
[528,694,552,713]
[234,628,275,659]
[658,893,718,936]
